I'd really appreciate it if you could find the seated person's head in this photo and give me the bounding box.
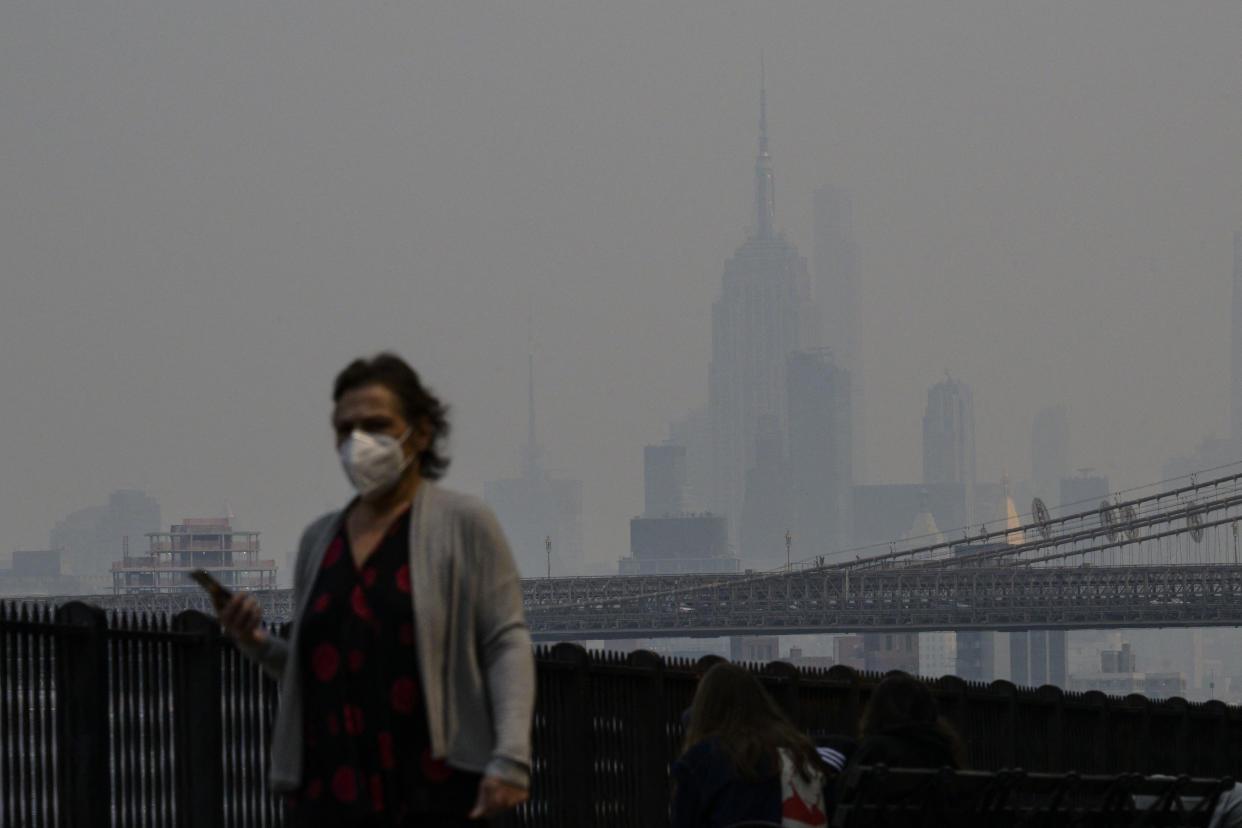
[684,663,824,783]
[687,662,788,742]
[859,672,938,737]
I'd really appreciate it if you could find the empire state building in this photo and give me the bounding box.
[708,77,815,545]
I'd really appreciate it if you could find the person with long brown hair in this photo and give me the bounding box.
[672,662,828,828]
[851,672,966,770]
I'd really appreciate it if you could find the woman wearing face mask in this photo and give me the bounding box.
[218,353,535,827]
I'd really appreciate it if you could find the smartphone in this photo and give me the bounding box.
[189,569,233,612]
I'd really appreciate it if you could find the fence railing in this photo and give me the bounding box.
[833,766,1234,827]
[2,600,1241,827]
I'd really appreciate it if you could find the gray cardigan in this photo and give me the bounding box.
[238,482,536,793]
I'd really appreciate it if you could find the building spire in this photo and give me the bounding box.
[523,352,538,478]
[759,53,767,155]
[1232,231,1242,445]
[523,301,540,478]
[754,55,774,240]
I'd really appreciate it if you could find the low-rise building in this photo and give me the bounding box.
[111,517,276,594]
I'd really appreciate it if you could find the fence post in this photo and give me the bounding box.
[1081,691,1109,772]
[173,610,223,828]
[1203,701,1229,777]
[1122,694,1151,774]
[763,661,802,725]
[1163,696,1190,774]
[550,643,593,827]
[54,601,110,828]
[827,665,863,739]
[989,680,1018,769]
[626,650,669,826]
[1035,685,1064,772]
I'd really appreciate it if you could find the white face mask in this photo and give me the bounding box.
[338,428,414,499]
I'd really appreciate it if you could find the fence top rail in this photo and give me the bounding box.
[6,601,1242,722]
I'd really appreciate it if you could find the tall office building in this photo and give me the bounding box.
[1059,470,1108,512]
[668,407,713,513]
[814,184,862,480]
[739,415,793,567]
[643,444,687,518]
[1232,232,1242,446]
[484,356,584,577]
[1011,630,1068,688]
[1031,405,1069,506]
[50,489,161,578]
[923,376,976,525]
[786,349,852,558]
[709,75,814,543]
[621,445,738,575]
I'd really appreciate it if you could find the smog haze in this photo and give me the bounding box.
[3,2,1241,575]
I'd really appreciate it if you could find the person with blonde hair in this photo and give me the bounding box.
[672,662,828,828]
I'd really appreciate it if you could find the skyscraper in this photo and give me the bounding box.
[786,348,852,558]
[923,376,976,526]
[643,443,687,518]
[1031,405,1069,505]
[484,355,584,577]
[50,489,161,578]
[709,74,814,543]
[814,184,862,478]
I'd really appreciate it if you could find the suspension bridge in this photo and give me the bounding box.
[16,466,1242,641]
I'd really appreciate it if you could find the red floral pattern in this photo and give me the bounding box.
[390,677,416,715]
[419,748,452,783]
[322,537,343,569]
[331,766,357,803]
[369,772,384,811]
[311,643,339,682]
[343,704,365,735]
[294,506,479,823]
[377,731,395,770]
[350,585,374,625]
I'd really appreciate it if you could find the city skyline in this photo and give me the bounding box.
[3,2,1242,577]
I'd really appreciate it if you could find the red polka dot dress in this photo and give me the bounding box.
[289,508,481,826]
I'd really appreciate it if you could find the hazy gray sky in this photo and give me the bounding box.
[3,1,1241,575]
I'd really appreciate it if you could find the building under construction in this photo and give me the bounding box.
[111,517,276,595]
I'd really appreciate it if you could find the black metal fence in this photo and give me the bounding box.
[2,600,1241,827]
[833,766,1234,827]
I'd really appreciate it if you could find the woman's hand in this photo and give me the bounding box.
[217,592,267,647]
[468,776,528,820]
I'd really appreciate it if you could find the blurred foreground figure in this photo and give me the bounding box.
[672,662,829,828]
[221,352,535,827]
[850,673,965,770]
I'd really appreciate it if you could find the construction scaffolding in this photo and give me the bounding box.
[110,517,276,595]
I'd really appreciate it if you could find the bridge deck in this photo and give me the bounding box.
[13,563,1242,641]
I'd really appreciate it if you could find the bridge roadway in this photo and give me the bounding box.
[520,563,1242,641]
[16,563,1242,641]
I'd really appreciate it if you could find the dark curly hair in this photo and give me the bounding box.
[332,352,450,481]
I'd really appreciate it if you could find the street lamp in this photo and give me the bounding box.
[545,535,552,580]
